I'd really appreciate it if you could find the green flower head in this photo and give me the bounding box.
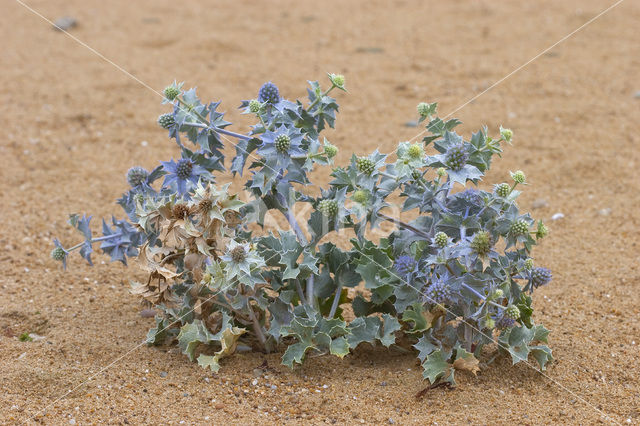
[352,190,369,204]
[511,170,526,184]
[407,143,424,159]
[356,157,375,175]
[324,143,338,159]
[500,126,513,142]
[248,99,261,113]
[318,199,339,217]
[163,85,180,101]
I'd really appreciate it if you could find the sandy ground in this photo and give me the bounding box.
[1,0,639,424]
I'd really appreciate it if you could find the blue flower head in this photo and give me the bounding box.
[258,82,280,104]
[531,267,552,288]
[496,316,516,329]
[161,157,207,196]
[126,166,149,188]
[257,126,305,170]
[457,188,483,206]
[425,277,452,305]
[394,255,417,276]
[444,143,468,171]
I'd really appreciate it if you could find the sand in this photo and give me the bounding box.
[1,0,639,424]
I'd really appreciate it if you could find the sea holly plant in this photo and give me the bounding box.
[52,74,554,384]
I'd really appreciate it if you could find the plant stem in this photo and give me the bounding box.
[295,279,306,303]
[463,306,472,352]
[460,283,504,309]
[258,114,271,132]
[379,171,397,180]
[176,97,211,126]
[291,152,323,160]
[460,282,484,300]
[308,86,335,111]
[180,120,253,141]
[476,199,496,217]
[378,213,431,239]
[247,303,267,349]
[306,275,316,307]
[66,233,123,252]
[282,209,308,245]
[180,121,208,129]
[215,127,252,141]
[328,284,343,318]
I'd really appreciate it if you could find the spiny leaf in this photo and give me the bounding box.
[422,350,453,384]
[452,347,480,376]
[402,303,436,334]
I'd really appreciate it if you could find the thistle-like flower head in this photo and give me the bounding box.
[510,219,529,236]
[356,157,375,175]
[470,230,492,256]
[258,82,280,104]
[163,85,180,101]
[161,156,207,195]
[500,126,513,142]
[511,170,526,184]
[51,247,66,261]
[484,317,496,329]
[497,316,516,329]
[157,113,176,129]
[318,199,339,217]
[50,239,68,269]
[536,220,548,239]
[176,159,193,179]
[444,143,468,171]
[352,189,369,204]
[394,255,417,276]
[433,232,449,248]
[248,99,262,113]
[324,143,338,159]
[417,102,430,117]
[230,246,247,263]
[221,240,265,280]
[504,305,520,320]
[257,126,305,169]
[531,267,552,288]
[425,279,452,305]
[126,166,149,187]
[274,134,291,153]
[524,258,535,270]
[172,203,190,220]
[457,188,484,206]
[329,73,345,89]
[407,143,424,159]
[495,183,511,198]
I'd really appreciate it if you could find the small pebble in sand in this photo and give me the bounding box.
[140,309,156,318]
[551,212,564,221]
[532,199,548,209]
[53,17,77,31]
[597,208,611,216]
